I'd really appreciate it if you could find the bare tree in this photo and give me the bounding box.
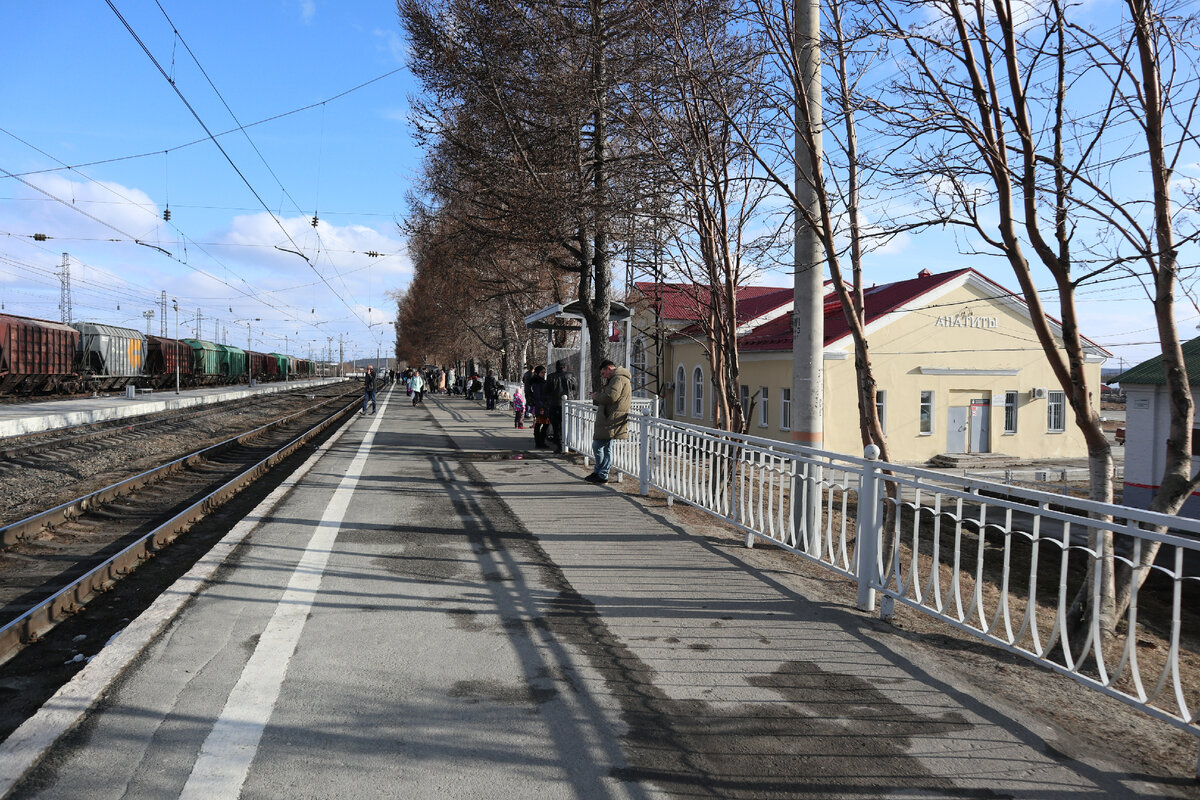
[622,0,781,432]
[679,0,906,458]
[874,0,1200,637]
[400,0,657,389]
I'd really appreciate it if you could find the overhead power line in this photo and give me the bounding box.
[103,0,367,327]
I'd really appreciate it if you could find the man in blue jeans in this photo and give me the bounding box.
[585,359,631,484]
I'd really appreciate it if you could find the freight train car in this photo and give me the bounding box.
[219,345,247,380]
[0,314,80,394]
[71,322,145,391]
[248,350,277,382]
[269,353,291,379]
[259,351,280,380]
[144,335,194,389]
[1,314,315,396]
[181,339,222,383]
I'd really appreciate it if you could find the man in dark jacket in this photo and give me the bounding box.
[521,363,535,420]
[483,369,500,410]
[362,365,376,415]
[528,365,549,448]
[545,360,577,452]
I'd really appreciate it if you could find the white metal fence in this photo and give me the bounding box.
[561,399,1200,768]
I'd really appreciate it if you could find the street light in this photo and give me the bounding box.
[234,318,261,386]
[172,299,180,394]
[367,320,393,376]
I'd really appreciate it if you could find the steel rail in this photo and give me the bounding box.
[0,391,351,547]
[0,395,358,665]
[0,385,324,462]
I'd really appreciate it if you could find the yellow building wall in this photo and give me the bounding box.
[662,281,1102,464]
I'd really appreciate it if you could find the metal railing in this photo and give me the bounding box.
[561,400,1200,767]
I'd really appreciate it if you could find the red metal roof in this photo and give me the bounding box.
[738,269,974,351]
[632,282,792,326]
[639,269,1110,356]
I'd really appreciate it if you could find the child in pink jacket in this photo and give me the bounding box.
[512,389,526,429]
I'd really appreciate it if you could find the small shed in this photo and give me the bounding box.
[1113,338,1200,516]
[524,300,632,399]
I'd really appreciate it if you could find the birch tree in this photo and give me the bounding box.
[874,0,1200,638]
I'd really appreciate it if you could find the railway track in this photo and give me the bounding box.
[0,386,352,527]
[0,386,359,679]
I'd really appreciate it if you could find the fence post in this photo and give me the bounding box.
[638,411,651,496]
[855,444,882,612]
[560,396,570,456]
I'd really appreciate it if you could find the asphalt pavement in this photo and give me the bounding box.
[0,386,1188,799]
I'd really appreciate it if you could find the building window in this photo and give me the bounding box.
[780,387,791,431]
[759,387,769,427]
[692,367,704,418]
[919,391,933,435]
[674,365,686,415]
[1004,390,1018,434]
[631,338,648,398]
[1047,390,1066,432]
[875,390,887,434]
[740,385,750,419]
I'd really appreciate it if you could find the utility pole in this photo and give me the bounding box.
[339,334,344,378]
[160,291,168,336]
[143,310,155,335]
[196,308,203,340]
[792,0,823,450]
[173,299,180,394]
[58,253,73,325]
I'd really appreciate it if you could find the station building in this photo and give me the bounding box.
[630,268,1109,464]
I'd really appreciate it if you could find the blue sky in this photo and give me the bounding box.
[1,1,415,365]
[0,1,1190,371]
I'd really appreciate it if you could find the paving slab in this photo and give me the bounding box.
[0,389,1190,799]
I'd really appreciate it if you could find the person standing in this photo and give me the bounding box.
[512,387,526,429]
[585,360,631,484]
[409,369,425,406]
[529,365,549,448]
[362,365,377,415]
[483,369,500,410]
[521,363,535,420]
[545,360,576,452]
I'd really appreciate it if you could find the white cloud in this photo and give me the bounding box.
[3,174,162,242]
[374,28,407,64]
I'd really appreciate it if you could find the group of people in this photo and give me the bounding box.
[511,360,578,450]
[360,364,439,414]
[361,356,633,486]
[513,358,631,485]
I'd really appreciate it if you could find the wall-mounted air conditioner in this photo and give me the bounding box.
[1030,387,1047,399]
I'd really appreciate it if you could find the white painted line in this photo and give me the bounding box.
[0,386,386,798]
[178,389,390,799]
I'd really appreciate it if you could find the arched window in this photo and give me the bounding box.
[675,365,686,415]
[692,366,704,418]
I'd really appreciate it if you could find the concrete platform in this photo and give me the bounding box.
[0,388,1188,798]
[0,378,346,439]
